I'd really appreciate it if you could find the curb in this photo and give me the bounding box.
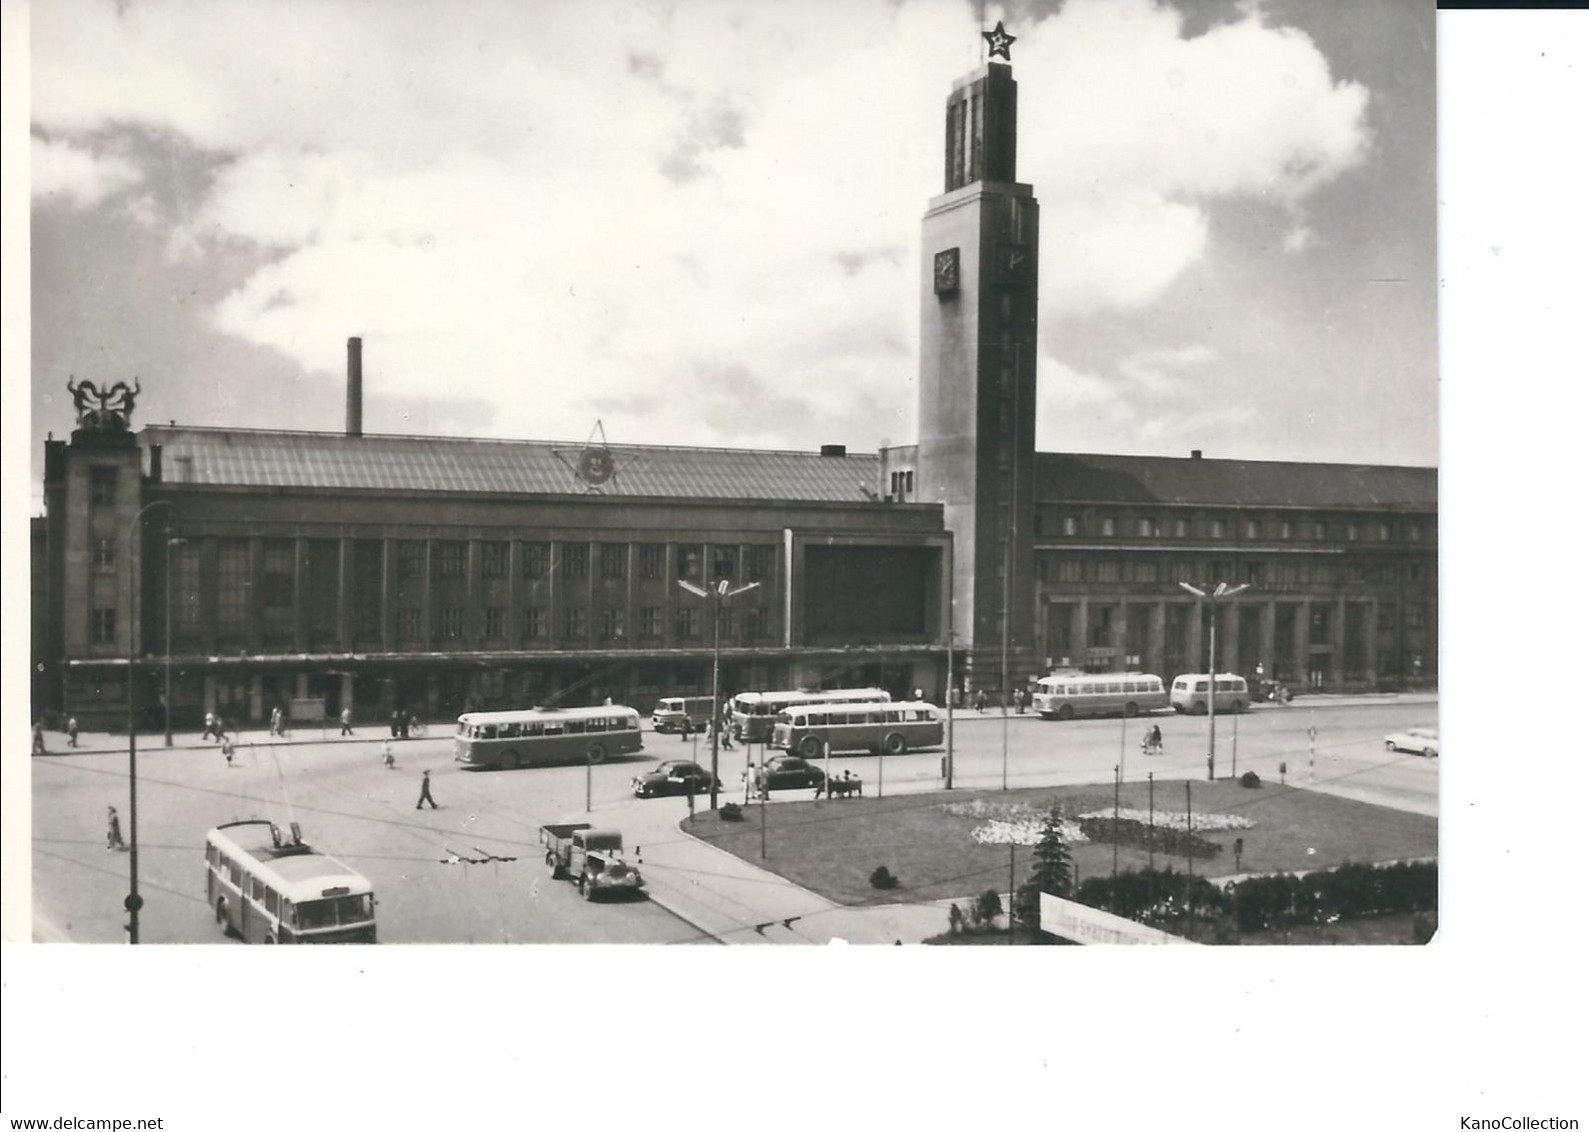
[30,732,427,758]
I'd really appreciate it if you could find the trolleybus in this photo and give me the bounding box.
[205,819,376,944]
[729,687,891,743]
[770,700,943,757]
[453,705,644,770]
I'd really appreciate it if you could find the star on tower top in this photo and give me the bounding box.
[983,20,1016,61]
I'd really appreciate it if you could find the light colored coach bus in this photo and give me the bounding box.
[1032,673,1170,721]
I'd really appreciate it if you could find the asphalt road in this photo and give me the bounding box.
[29,698,1437,943]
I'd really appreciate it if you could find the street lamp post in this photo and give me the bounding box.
[1178,581,1250,781]
[126,499,175,944]
[678,577,759,811]
[163,536,187,747]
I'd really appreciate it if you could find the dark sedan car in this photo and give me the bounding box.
[755,755,827,792]
[631,760,723,798]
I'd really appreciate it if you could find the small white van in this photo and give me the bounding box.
[1169,674,1250,715]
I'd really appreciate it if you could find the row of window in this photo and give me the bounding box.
[1038,557,1432,587]
[1040,511,1429,545]
[160,538,781,586]
[393,604,773,644]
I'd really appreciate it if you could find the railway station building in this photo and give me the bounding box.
[30,54,1435,731]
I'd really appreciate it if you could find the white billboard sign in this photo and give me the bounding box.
[1039,893,1198,945]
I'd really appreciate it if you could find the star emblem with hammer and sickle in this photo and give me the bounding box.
[983,20,1016,61]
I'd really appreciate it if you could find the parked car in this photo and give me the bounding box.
[631,759,723,798]
[755,755,826,792]
[1384,727,1439,757]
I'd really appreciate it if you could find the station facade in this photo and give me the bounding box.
[30,52,1435,730]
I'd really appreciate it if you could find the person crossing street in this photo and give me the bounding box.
[415,768,438,810]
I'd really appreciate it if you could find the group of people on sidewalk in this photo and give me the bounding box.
[967,687,1031,714]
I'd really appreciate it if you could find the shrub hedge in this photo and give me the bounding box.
[1071,860,1438,936]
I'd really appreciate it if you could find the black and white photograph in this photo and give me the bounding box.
[3,0,1582,1125]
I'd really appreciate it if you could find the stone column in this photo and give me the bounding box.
[420,538,434,648]
[247,537,264,653]
[1260,601,1277,678]
[1148,602,1166,678]
[292,536,308,652]
[380,538,395,653]
[508,540,523,647]
[1294,600,1311,688]
[1333,595,1348,689]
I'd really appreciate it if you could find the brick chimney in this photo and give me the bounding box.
[346,337,363,438]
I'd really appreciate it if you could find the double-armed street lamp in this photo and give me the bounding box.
[677,577,760,811]
[1177,581,1250,781]
[126,499,176,944]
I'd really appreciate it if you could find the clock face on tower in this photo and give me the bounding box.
[933,248,960,296]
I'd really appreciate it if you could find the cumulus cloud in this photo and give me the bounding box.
[31,134,142,207]
[1020,0,1369,313]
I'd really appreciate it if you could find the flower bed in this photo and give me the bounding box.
[943,799,1250,848]
[1079,808,1254,833]
[1076,816,1223,859]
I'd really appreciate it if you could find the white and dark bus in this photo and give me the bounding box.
[453,705,644,770]
[205,819,376,944]
[729,688,891,743]
[771,701,944,757]
[1032,673,1170,720]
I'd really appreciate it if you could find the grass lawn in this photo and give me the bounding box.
[685,780,1437,909]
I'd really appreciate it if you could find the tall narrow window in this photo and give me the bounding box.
[523,542,550,579]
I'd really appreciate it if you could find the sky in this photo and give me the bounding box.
[26,0,1436,508]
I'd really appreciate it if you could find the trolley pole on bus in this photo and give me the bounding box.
[678,578,758,811]
[1178,581,1249,781]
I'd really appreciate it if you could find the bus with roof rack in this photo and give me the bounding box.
[205,819,376,944]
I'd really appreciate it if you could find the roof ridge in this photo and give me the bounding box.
[138,424,878,460]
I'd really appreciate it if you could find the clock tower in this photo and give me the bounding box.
[916,60,1039,691]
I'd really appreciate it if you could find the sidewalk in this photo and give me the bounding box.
[29,722,416,757]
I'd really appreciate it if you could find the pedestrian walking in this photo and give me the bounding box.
[222,732,236,766]
[1015,688,1026,714]
[679,719,692,743]
[975,689,987,713]
[202,712,219,741]
[415,768,438,810]
[400,711,413,740]
[382,739,396,769]
[106,805,126,851]
[339,707,354,736]
[814,777,824,801]
[1149,724,1163,756]
[390,710,401,738]
[32,719,46,755]
[67,717,79,748]
[270,705,284,737]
